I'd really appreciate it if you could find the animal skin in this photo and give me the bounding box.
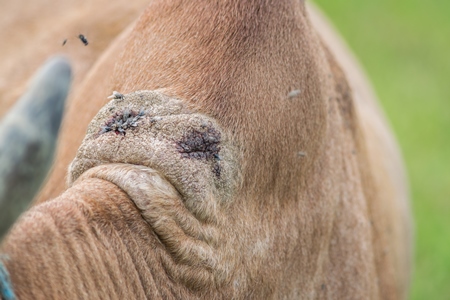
[0,1,412,299]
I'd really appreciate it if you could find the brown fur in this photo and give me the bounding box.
[0,0,150,117]
[0,1,412,299]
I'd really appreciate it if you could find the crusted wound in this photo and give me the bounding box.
[69,90,240,220]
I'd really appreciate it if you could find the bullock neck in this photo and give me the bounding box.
[113,0,331,200]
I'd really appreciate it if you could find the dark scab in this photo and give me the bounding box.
[213,163,221,178]
[207,136,218,143]
[99,108,145,136]
[122,109,130,121]
[100,126,112,134]
[177,125,222,177]
[177,126,221,160]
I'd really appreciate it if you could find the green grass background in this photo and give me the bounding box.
[313,1,450,298]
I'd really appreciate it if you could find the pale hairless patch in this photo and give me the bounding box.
[68,90,240,220]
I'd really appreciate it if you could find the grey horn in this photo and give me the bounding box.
[0,56,72,239]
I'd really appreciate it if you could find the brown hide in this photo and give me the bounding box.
[0,0,150,117]
[0,0,150,202]
[0,1,412,299]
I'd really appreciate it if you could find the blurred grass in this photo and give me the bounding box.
[313,0,450,298]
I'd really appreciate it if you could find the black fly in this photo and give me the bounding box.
[78,34,88,46]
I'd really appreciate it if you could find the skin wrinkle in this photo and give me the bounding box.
[47,220,77,297]
[0,1,412,299]
[5,207,89,298]
[95,201,148,298]
[45,210,84,299]
[64,179,151,299]
[83,218,124,299]
[30,210,68,298]
[91,194,148,298]
[79,164,218,241]
[65,195,125,299]
[47,206,94,298]
[44,190,119,297]
[65,204,115,298]
[74,164,229,289]
[67,208,110,298]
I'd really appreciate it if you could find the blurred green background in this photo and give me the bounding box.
[313,0,450,299]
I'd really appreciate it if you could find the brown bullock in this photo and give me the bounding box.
[0,1,412,299]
